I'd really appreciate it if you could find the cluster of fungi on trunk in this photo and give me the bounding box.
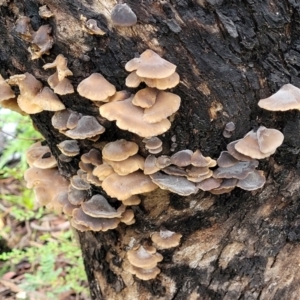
[0,3,295,282]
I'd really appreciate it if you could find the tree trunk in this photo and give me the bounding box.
[1,0,300,299]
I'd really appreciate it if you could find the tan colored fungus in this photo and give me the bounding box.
[102,171,158,200]
[125,49,176,79]
[100,97,171,137]
[258,84,300,111]
[102,139,138,161]
[128,265,161,281]
[151,229,182,249]
[77,73,116,101]
[132,88,158,108]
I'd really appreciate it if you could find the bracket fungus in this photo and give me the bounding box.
[77,73,116,102]
[258,84,300,111]
[151,229,182,249]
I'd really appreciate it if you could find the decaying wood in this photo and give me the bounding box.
[1,0,300,299]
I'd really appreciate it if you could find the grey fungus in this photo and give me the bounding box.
[84,19,106,36]
[111,3,137,27]
[82,195,125,218]
[150,172,198,196]
[170,150,193,167]
[236,170,266,191]
[57,140,80,157]
[64,116,105,139]
[217,151,239,168]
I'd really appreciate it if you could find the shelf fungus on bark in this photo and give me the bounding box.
[77,73,116,102]
[111,3,137,27]
[43,54,74,95]
[126,245,163,280]
[7,73,65,114]
[125,49,179,90]
[143,137,163,154]
[151,229,182,249]
[100,96,171,137]
[234,126,284,159]
[258,83,300,111]
[57,140,80,157]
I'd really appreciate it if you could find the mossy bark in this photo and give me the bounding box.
[1,0,300,299]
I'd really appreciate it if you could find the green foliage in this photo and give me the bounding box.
[0,109,88,298]
[0,109,42,171]
[0,231,88,298]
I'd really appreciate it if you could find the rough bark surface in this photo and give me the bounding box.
[1,0,300,299]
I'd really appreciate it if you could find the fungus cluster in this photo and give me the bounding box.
[15,16,53,60]
[126,245,163,280]
[1,40,292,283]
[100,50,181,138]
[43,54,74,95]
[24,142,69,210]
[6,73,65,114]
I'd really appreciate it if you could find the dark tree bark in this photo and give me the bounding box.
[2,0,300,299]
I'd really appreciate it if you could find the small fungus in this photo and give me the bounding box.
[111,3,137,27]
[39,5,54,19]
[15,16,34,42]
[151,229,182,249]
[77,73,116,101]
[258,84,300,111]
[170,150,193,167]
[84,19,106,35]
[57,140,80,157]
[102,139,138,161]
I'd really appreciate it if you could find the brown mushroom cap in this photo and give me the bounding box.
[102,171,158,200]
[144,155,160,175]
[196,177,222,191]
[120,209,135,224]
[77,73,116,101]
[162,165,187,177]
[156,155,171,169]
[32,87,65,111]
[151,229,182,249]
[170,150,193,167]
[143,137,163,150]
[32,152,57,169]
[30,25,53,60]
[132,88,158,108]
[93,163,115,181]
[64,116,105,139]
[128,265,161,281]
[125,49,176,79]
[258,84,300,111]
[100,97,171,137]
[150,172,198,196]
[191,150,216,167]
[122,195,141,206]
[72,207,120,231]
[226,140,253,161]
[143,91,181,123]
[43,54,73,81]
[209,178,237,194]
[0,75,15,101]
[234,127,283,159]
[125,71,142,88]
[81,148,102,166]
[102,139,138,161]
[143,72,180,90]
[26,142,50,166]
[104,154,145,175]
[82,194,125,218]
[127,245,163,269]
